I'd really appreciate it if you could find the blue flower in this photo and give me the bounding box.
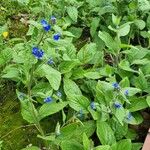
[53,33,61,41]
[47,58,54,65]
[32,47,44,59]
[112,82,120,90]
[126,112,133,121]
[44,96,53,103]
[57,91,62,97]
[41,19,51,32]
[124,90,129,96]
[90,102,96,110]
[114,102,122,109]
[51,16,56,24]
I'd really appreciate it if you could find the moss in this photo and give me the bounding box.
[0,82,38,150]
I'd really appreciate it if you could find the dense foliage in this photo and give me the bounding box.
[1,0,150,149]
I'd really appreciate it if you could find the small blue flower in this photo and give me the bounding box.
[57,91,62,97]
[124,90,129,96]
[41,19,51,32]
[51,16,56,24]
[114,102,122,109]
[112,82,120,90]
[90,102,96,110]
[77,109,84,119]
[44,96,53,103]
[32,47,44,59]
[126,112,133,121]
[53,33,61,41]
[47,58,54,65]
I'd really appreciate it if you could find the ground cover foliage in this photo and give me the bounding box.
[1,0,150,149]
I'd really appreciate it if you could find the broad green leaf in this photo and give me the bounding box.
[84,72,101,79]
[133,70,148,90]
[61,140,84,150]
[2,65,21,81]
[134,19,146,30]
[138,0,150,11]
[59,60,80,74]
[112,14,121,26]
[39,102,68,120]
[77,43,97,64]
[114,108,126,125]
[117,22,131,37]
[119,60,137,73]
[83,133,91,150]
[95,145,111,150]
[98,31,120,54]
[68,94,90,113]
[64,78,82,96]
[119,77,130,88]
[67,6,78,22]
[131,58,149,65]
[129,98,148,112]
[90,17,100,37]
[97,121,116,145]
[112,139,132,150]
[146,96,150,107]
[132,143,143,150]
[16,90,39,124]
[41,64,61,90]
[122,87,141,96]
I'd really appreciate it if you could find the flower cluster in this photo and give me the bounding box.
[114,102,122,109]
[53,33,61,41]
[112,82,120,90]
[41,20,51,32]
[32,47,44,59]
[44,96,53,103]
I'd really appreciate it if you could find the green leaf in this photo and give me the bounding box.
[146,96,150,107]
[129,98,148,112]
[134,19,146,30]
[119,77,130,88]
[67,6,78,22]
[83,133,91,150]
[98,31,120,54]
[114,108,126,126]
[97,121,116,145]
[119,60,137,73]
[138,0,150,11]
[39,102,68,120]
[112,139,132,150]
[95,145,111,150]
[68,94,90,113]
[132,143,143,150]
[122,87,141,96]
[59,60,80,74]
[64,78,82,96]
[117,22,131,37]
[77,43,97,64]
[61,140,84,150]
[84,72,101,79]
[112,14,121,26]
[90,17,100,37]
[133,70,148,90]
[21,146,40,150]
[41,64,61,90]
[17,95,39,123]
